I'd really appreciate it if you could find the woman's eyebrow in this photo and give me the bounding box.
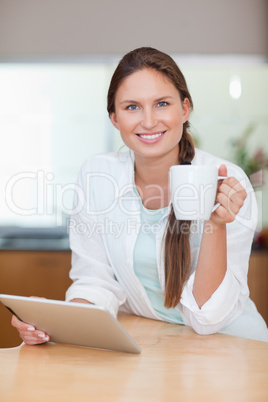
[154,96,174,102]
[119,99,138,105]
[119,96,174,105]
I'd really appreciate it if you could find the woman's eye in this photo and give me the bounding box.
[157,101,168,107]
[127,105,139,110]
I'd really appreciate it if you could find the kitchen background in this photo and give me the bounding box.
[0,0,267,346]
[0,0,267,238]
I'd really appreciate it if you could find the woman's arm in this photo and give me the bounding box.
[65,159,127,317]
[178,163,256,334]
[193,220,227,308]
[11,157,127,345]
[193,164,247,308]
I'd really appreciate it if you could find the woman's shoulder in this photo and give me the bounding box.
[193,148,248,181]
[80,151,131,174]
[76,151,133,210]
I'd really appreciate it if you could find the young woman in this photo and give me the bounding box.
[12,47,268,344]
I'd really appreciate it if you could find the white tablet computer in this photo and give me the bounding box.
[0,294,141,354]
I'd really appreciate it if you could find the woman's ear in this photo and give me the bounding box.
[110,112,119,130]
[182,98,191,123]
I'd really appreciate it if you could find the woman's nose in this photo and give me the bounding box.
[141,108,157,130]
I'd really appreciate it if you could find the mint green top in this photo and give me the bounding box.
[133,189,184,325]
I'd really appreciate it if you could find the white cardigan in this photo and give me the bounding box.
[66,148,259,335]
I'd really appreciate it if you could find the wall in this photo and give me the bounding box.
[0,0,267,59]
[0,1,267,229]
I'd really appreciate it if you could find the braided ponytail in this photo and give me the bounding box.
[164,129,195,308]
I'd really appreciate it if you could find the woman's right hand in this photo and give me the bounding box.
[11,297,92,345]
[11,314,50,345]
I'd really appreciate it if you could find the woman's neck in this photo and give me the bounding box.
[134,152,179,186]
[134,151,179,209]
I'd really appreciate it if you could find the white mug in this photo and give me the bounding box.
[169,165,226,220]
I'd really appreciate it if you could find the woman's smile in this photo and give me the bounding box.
[136,130,167,143]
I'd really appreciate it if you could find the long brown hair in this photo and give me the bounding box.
[107,47,195,308]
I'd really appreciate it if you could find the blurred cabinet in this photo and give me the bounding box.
[0,250,72,348]
[0,250,267,348]
[248,250,268,326]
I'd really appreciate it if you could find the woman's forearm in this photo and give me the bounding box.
[192,221,227,309]
[70,298,94,304]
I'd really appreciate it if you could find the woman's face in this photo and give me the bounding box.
[110,68,190,162]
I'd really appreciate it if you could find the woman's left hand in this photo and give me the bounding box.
[210,164,247,225]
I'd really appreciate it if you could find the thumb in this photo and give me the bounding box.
[218,164,227,178]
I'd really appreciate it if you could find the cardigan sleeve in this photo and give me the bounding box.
[177,172,258,334]
[65,162,127,318]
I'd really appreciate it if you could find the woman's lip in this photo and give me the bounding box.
[136,131,166,144]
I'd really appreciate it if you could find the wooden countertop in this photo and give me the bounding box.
[0,313,268,401]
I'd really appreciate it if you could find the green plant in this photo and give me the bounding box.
[230,123,268,185]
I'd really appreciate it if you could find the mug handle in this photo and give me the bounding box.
[212,175,227,213]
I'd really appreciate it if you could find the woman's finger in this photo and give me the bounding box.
[11,315,35,331]
[218,177,246,202]
[11,314,49,344]
[215,177,247,223]
[219,177,246,199]
[216,191,244,216]
[218,164,227,178]
[18,330,50,345]
[213,204,234,224]
[20,335,49,345]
